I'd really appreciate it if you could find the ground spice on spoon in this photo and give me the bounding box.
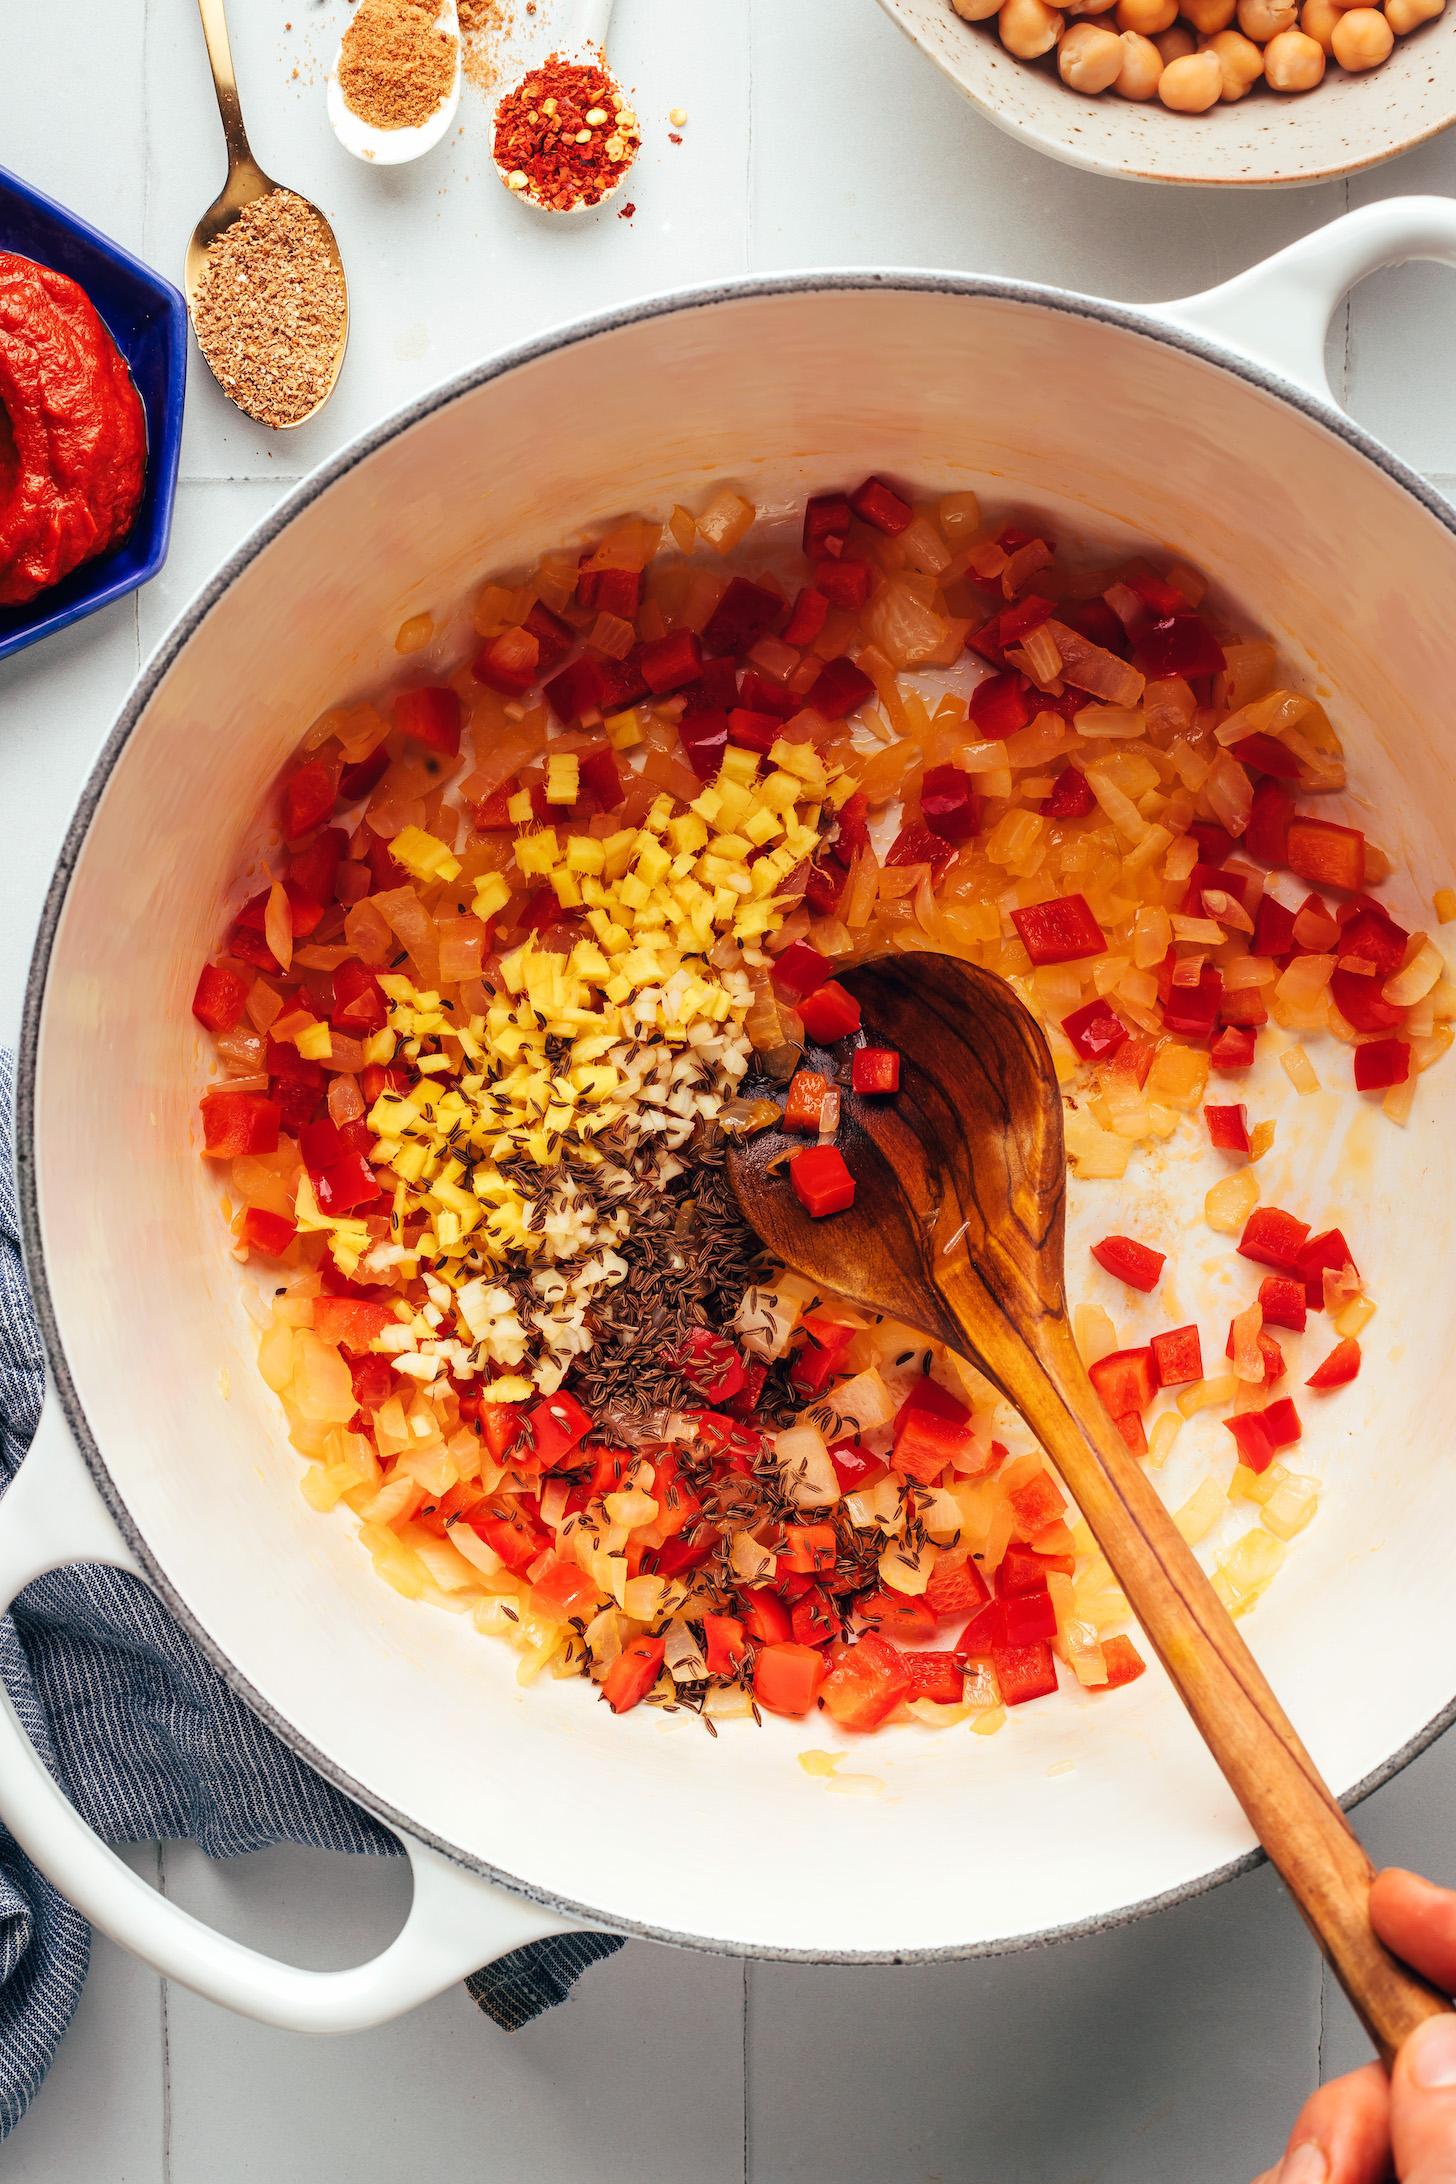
[191,191,346,430]
[338,0,457,130]
[493,52,640,210]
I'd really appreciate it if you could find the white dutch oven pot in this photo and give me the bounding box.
[7,199,1456,2032]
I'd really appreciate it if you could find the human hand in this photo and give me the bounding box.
[1253,1869,1456,2184]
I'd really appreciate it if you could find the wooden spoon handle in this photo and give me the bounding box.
[997,1324,1448,2065]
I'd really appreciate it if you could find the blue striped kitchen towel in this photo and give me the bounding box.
[0,1049,623,2139]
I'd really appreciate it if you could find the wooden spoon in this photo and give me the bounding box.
[727,949,1446,2066]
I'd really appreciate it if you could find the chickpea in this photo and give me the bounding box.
[1237,0,1297,35]
[1332,4,1394,56]
[1386,0,1444,31]
[1000,0,1065,53]
[1117,0,1179,32]
[1155,22,1198,53]
[1059,19,1127,81]
[1158,44,1225,98]
[1204,25,1267,89]
[1066,0,1121,17]
[952,0,1004,13]
[1114,26,1167,88]
[1183,0,1239,31]
[1263,23,1328,76]
[1300,0,1341,47]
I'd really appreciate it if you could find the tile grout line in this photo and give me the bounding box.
[158,1842,173,2184]
[741,1960,751,2184]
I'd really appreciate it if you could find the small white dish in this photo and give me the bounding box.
[327,0,461,167]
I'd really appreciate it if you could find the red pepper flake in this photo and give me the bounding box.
[617,200,636,220]
[493,54,641,211]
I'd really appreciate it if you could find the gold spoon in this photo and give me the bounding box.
[184,0,348,428]
[728,950,1449,2068]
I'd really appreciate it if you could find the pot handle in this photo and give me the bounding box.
[1153,195,1456,408]
[0,1397,592,2033]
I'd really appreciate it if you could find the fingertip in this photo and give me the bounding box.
[1370,1868,1456,1988]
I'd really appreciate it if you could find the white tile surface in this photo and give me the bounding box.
[3,1,1456,2179]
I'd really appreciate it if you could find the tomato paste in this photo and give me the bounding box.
[0,250,146,606]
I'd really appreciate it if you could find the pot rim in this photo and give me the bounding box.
[19,266,1456,1965]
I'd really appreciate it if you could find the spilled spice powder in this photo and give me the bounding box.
[191,191,346,430]
[338,0,457,129]
[493,52,640,210]
[458,0,515,95]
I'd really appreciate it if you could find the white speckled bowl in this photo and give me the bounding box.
[876,0,1456,184]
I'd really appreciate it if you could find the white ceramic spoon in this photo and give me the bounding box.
[327,0,462,167]
[492,0,633,216]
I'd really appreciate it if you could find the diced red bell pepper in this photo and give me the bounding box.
[283,756,339,840]
[331,958,388,1035]
[287,826,348,907]
[1236,732,1303,781]
[1252,897,1297,960]
[1001,1585,1057,1647]
[523,600,573,670]
[1061,997,1128,1064]
[530,1555,603,1624]
[338,747,391,806]
[350,1354,396,1410]
[544,655,605,724]
[704,1614,748,1677]
[1113,1412,1148,1457]
[740,1589,792,1644]
[1258,1276,1308,1333]
[1191,822,1237,864]
[726,708,780,754]
[1211,1026,1258,1073]
[234,881,325,947]
[953,1601,1005,1660]
[394,685,461,757]
[851,1045,900,1096]
[802,492,852,556]
[1151,1324,1203,1388]
[920,762,981,843]
[576,746,625,814]
[834,789,870,858]
[776,1523,838,1577]
[1224,1320,1286,1387]
[968,670,1032,740]
[415,1481,487,1539]
[857,1590,937,1644]
[1183,863,1254,918]
[891,1377,973,1485]
[652,1530,717,1580]
[472,626,540,696]
[1005,1468,1068,1540]
[1043,765,1095,821]
[676,1329,749,1406]
[1162,966,1223,1042]
[1331,967,1404,1035]
[1090,1234,1166,1294]
[1088,1347,1157,1420]
[576,563,643,618]
[1011,894,1106,968]
[884,819,955,878]
[992,594,1056,654]
[772,940,835,1001]
[1092,1635,1147,1691]
[300,1118,380,1215]
[677,709,731,780]
[1223,1400,1300,1476]
[1244,779,1293,864]
[702,576,784,657]
[828,1439,889,1494]
[238,1206,297,1258]
[850,474,913,535]
[806,655,874,722]
[523,1389,594,1470]
[1287,816,1366,894]
[200,1089,281,1159]
[463,1496,551,1576]
[1204,1103,1251,1155]
[924,1553,990,1622]
[994,1640,1059,1707]
[784,1069,831,1133]
[602,1634,665,1715]
[1237,1206,1311,1273]
[790,1590,843,1650]
[1262,1397,1302,1449]
[1133,612,1225,680]
[738,670,795,721]
[819,1631,914,1732]
[1307,1337,1361,1391]
[1354,1038,1410,1092]
[783,586,829,648]
[192,963,249,1034]
[640,628,703,695]
[480,1403,526,1463]
[814,557,873,610]
[1339,903,1410,975]
[790,1315,857,1396]
[797,982,862,1043]
[901,1651,965,1704]
[474,777,547,830]
[1296,1228,1358,1310]
[312,1295,397,1351]
[995,1541,1075,1594]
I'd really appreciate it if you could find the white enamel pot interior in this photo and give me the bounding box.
[11,199,1456,2028]
[874,0,1456,187]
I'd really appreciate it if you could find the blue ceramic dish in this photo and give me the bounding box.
[0,162,187,665]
